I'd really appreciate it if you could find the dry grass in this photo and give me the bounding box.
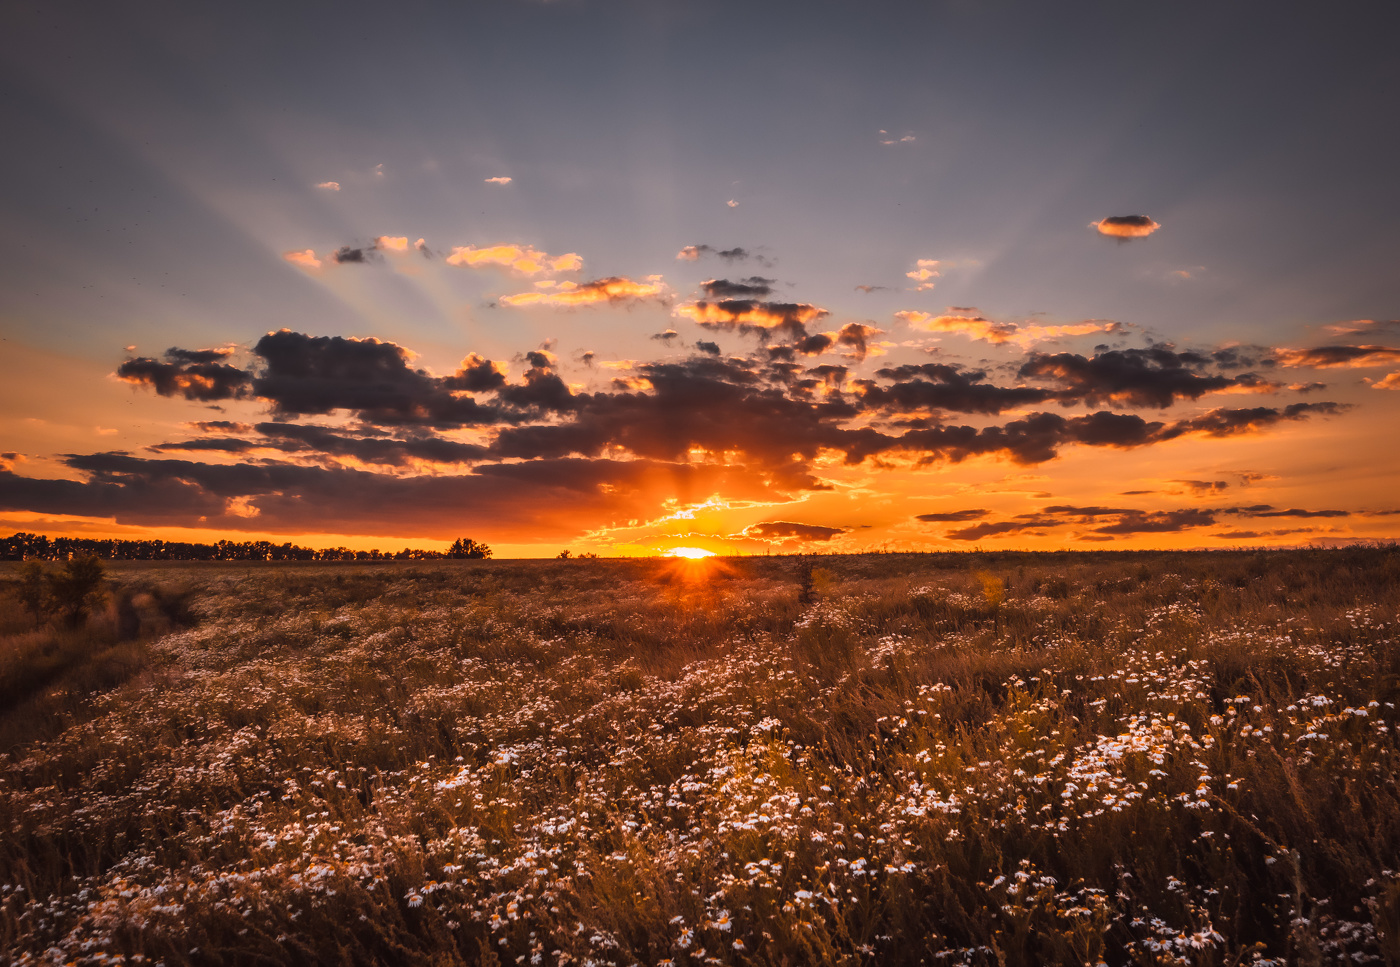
[1,548,1398,966]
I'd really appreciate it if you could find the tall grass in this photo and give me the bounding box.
[1,548,1398,965]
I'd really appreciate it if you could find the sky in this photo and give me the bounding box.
[1,0,1398,557]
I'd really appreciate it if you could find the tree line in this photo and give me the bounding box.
[0,532,492,562]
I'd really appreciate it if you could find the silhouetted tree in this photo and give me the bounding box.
[448,538,492,559]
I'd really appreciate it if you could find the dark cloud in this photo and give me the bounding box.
[744,520,847,542]
[677,245,765,264]
[53,326,1366,541]
[1018,347,1246,408]
[442,353,508,393]
[1158,402,1347,439]
[701,277,776,299]
[251,423,488,466]
[833,322,880,359]
[652,330,680,342]
[947,520,1047,540]
[116,349,253,402]
[332,245,374,264]
[939,500,1355,542]
[676,300,829,342]
[859,363,1057,415]
[854,285,889,294]
[187,420,253,434]
[1171,479,1230,496]
[251,330,506,426]
[1247,507,1349,519]
[915,509,988,522]
[0,453,800,541]
[1091,508,1216,534]
[164,347,234,365]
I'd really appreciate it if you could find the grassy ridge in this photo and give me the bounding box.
[1,549,1398,965]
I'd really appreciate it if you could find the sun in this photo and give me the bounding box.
[664,547,717,559]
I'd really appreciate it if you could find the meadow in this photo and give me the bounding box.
[2,547,1398,966]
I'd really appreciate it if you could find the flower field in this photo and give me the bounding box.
[2,548,1399,966]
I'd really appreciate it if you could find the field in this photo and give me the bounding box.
[2,548,1399,966]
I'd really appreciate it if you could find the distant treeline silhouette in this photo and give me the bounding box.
[0,532,491,562]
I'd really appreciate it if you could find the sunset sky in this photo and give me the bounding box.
[1,1,1397,557]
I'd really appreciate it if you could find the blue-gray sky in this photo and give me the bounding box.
[2,0,1397,554]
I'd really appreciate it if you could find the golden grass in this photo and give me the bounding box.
[0,548,1398,965]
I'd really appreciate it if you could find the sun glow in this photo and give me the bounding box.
[664,547,716,559]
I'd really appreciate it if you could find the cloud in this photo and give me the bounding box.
[743,520,847,542]
[855,285,889,293]
[727,200,739,208]
[315,181,340,191]
[700,277,776,299]
[116,348,252,402]
[333,246,373,264]
[499,276,668,308]
[939,500,1358,542]
[897,311,1121,348]
[1160,402,1347,439]
[445,244,583,275]
[1371,372,1400,390]
[676,245,759,263]
[248,423,488,466]
[283,249,322,270]
[1273,345,1400,368]
[485,176,513,185]
[1019,347,1246,408]
[675,300,829,339]
[0,452,23,471]
[1091,215,1160,239]
[856,363,1056,415]
[0,454,795,541]
[250,330,506,426]
[879,132,917,145]
[375,236,409,252]
[696,341,721,356]
[1170,479,1230,496]
[906,259,939,291]
[915,509,988,522]
[1323,319,1400,336]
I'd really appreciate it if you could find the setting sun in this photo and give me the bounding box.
[663,547,717,559]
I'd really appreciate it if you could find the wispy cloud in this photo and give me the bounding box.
[905,259,939,291]
[500,276,668,308]
[1322,318,1400,336]
[445,244,583,275]
[283,249,322,270]
[897,311,1120,348]
[485,176,513,185]
[315,181,340,191]
[1273,345,1400,368]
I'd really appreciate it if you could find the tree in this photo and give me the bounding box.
[18,560,49,621]
[48,555,108,627]
[448,538,492,559]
